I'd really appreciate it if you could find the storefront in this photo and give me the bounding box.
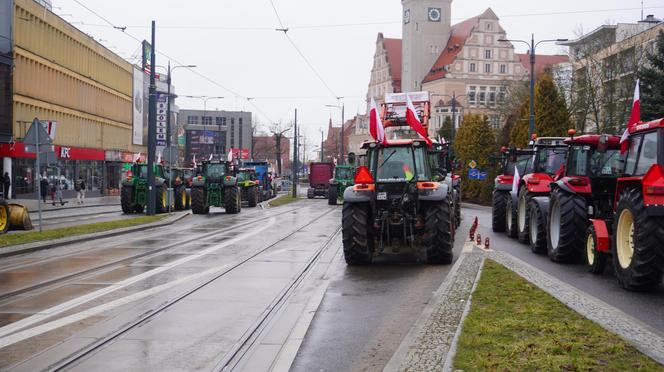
[104,150,135,195]
[0,142,105,197]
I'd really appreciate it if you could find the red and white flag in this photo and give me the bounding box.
[405,95,433,147]
[133,153,141,163]
[228,148,234,162]
[369,98,387,144]
[511,166,520,195]
[620,79,641,154]
[192,154,197,167]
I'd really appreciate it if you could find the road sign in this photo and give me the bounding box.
[24,144,55,154]
[468,168,487,180]
[38,151,57,166]
[468,160,477,169]
[23,119,53,146]
[162,145,179,164]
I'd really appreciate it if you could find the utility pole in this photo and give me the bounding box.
[292,109,298,198]
[340,102,345,164]
[146,21,157,215]
[320,130,324,162]
[529,34,536,139]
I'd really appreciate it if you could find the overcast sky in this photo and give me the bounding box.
[53,0,662,149]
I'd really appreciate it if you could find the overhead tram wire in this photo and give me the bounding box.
[70,0,276,124]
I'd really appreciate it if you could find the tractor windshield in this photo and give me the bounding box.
[135,165,149,179]
[205,164,227,178]
[237,171,253,182]
[536,147,566,175]
[505,154,532,176]
[568,147,623,177]
[376,146,427,182]
[335,167,354,180]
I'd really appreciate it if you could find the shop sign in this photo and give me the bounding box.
[156,93,168,151]
[60,147,71,159]
[121,152,135,163]
[232,148,250,160]
[105,150,122,162]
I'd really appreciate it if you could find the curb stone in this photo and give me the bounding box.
[0,212,190,258]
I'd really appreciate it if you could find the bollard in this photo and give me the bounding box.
[476,233,482,245]
[469,216,478,241]
[485,237,490,249]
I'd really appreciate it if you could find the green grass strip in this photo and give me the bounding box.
[268,195,298,207]
[454,260,663,371]
[0,215,167,248]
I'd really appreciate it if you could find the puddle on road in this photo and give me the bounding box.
[0,283,108,313]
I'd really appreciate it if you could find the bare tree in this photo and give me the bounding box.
[270,122,292,176]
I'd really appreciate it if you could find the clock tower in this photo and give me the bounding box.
[401,0,452,93]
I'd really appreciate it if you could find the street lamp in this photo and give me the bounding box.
[183,95,225,117]
[325,98,345,164]
[498,35,568,138]
[166,63,196,150]
[431,92,467,144]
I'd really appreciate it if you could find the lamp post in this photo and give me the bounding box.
[320,129,324,162]
[431,92,467,144]
[325,99,345,164]
[166,63,196,149]
[498,35,568,138]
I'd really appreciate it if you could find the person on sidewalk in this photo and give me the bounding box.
[40,176,49,203]
[53,177,64,206]
[74,177,85,204]
[3,172,10,200]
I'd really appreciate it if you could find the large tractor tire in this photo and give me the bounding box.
[225,186,241,214]
[517,186,532,244]
[585,225,607,274]
[191,187,208,215]
[528,200,547,254]
[492,191,508,232]
[307,188,314,199]
[155,184,168,214]
[328,185,338,205]
[342,202,373,265]
[453,188,461,229]
[424,201,454,264]
[547,188,587,263]
[247,186,258,207]
[612,188,664,291]
[174,186,187,211]
[506,194,518,238]
[121,185,134,214]
[0,201,9,235]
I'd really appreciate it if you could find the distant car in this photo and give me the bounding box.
[279,180,293,192]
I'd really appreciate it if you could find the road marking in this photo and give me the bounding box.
[0,218,276,343]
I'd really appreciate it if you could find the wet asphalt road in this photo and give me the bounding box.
[24,205,130,231]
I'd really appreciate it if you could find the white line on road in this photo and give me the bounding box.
[0,218,276,344]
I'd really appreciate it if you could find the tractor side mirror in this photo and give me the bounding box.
[597,134,609,153]
[348,152,356,165]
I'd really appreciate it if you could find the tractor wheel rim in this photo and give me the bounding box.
[530,208,538,244]
[616,209,634,269]
[182,191,186,205]
[550,200,561,249]
[518,194,526,232]
[0,207,7,231]
[506,200,512,231]
[161,192,166,208]
[586,232,595,265]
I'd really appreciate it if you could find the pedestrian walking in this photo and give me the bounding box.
[3,172,10,199]
[40,176,49,203]
[74,176,86,204]
[53,177,64,206]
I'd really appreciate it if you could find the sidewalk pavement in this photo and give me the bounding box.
[385,243,664,371]
[9,196,120,211]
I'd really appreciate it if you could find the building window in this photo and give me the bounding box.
[468,86,477,105]
[486,22,493,31]
[489,87,497,105]
[239,118,244,149]
[500,64,506,74]
[485,49,492,59]
[215,117,227,126]
[202,116,212,125]
[484,63,492,73]
[469,63,476,72]
[498,86,507,103]
[478,87,487,105]
[187,116,198,125]
[489,116,500,129]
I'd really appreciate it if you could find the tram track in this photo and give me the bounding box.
[44,207,339,371]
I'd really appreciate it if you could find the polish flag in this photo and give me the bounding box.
[405,95,433,147]
[369,98,387,144]
[511,166,520,195]
[134,153,141,163]
[620,79,640,154]
[192,154,197,167]
[228,148,234,162]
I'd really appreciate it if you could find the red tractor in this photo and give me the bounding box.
[491,146,534,234]
[586,118,664,290]
[543,133,623,261]
[514,137,568,249]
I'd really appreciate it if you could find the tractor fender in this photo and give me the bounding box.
[531,196,550,222]
[192,178,206,187]
[589,219,611,253]
[223,176,237,187]
[419,182,449,202]
[495,183,513,192]
[121,179,133,187]
[343,187,373,203]
[551,180,575,195]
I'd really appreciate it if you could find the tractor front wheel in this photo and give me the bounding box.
[0,200,9,234]
[613,188,664,290]
[506,194,518,238]
[424,201,454,264]
[191,187,208,214]
[585,225,606,274]
[517,186,532,244]
[547,188,587,263]
[247,186,258,207]
[121,185,134,214]
[174,186,187,211]
[492,191,508,232]
[342,202,373,265]
[225,186,241,214]
[155,184,168,214]
[528,200,547,254]
[328,185,338,205]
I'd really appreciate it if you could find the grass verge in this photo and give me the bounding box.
[454,260,663,371]
[0,214,168,248]
[268,195,298,207]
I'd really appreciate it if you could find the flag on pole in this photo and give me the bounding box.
[511,166,520,195]
[227,148,234,162]
[369,98,387,144]
[134,153,141,163]
[193,154,197,168]
[405,95,433,147]
[620,79,641,154]
[157,151,162,164]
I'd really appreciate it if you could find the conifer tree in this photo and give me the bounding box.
[640,31,664,121]
[454,114,496,203]
[437,116,454,142]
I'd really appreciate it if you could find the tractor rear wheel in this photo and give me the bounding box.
[121,185,134,214]
[225,186,240,214]
[547,188,587,263]
[585,225,606,274]
[0,200,9,234]
[185,189,191,209]
[155,184,168,214]
[342,202,373,265]
[174,186,187,211]
[247,186,258,207]
[492,191,508,232]
[528,200,547,254]
[454,188,461,229]
[191,187,208,214]
[506,194,518,238]
[307,188,314,199]
[613,188,664,291]
[517,186,532,244]
[424,201,454,264]
[328,185,337,205]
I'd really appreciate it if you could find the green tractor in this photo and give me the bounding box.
[237,168,260,207]
[190,160,241,214]
[328,165,355,205]
[121,163,172,214]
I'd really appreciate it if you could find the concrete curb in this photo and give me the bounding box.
[0,212,190,259]
[489,251,664,365]
[25,203,120,213]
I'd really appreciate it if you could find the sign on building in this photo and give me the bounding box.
[156,93,168,153]
[132,67,144,145]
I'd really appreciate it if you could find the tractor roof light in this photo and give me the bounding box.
[354,166,374,185]
[568,129,577,137]
[500,146,508,153]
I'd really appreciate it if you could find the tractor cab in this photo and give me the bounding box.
[523,137,568,194]
[198,160,231,182]
[493,146,534,192]
[562,134,623,197]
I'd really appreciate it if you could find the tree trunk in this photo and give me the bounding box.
[275,135,283,176]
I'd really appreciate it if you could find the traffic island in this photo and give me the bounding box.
[268,194,298,207]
